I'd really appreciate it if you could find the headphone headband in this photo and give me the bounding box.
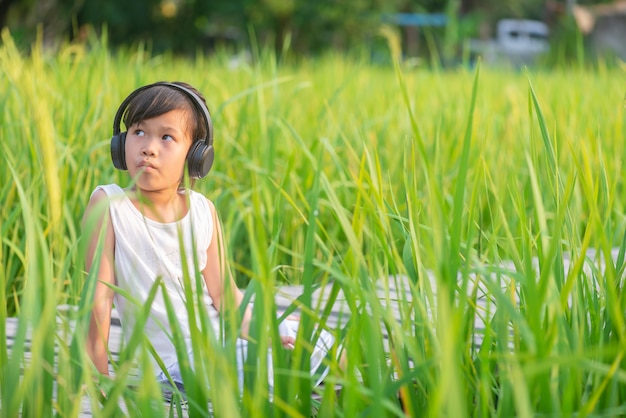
[112,82,213,147]
[110,82,215,179]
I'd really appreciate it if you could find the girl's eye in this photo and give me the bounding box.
[162,135,174,142]
[134,129,145,137]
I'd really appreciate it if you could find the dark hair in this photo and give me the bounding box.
[122,81,208,143]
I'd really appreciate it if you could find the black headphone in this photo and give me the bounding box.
[110,82,214,179]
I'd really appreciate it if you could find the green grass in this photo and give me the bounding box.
[1,26,626,416]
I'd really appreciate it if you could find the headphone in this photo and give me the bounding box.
[110,82,214,179]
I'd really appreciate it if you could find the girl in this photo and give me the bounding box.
[83,81,335,397]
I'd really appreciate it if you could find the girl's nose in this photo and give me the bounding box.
[141,137,157,156]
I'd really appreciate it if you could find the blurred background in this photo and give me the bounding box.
[1,0,625,67]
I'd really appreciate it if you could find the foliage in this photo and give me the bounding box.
[0,2,587,53]
[1,28,626,417]
[2,0,625,65]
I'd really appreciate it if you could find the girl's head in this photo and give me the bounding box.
[111,82,214,179]
[122,82,209,142]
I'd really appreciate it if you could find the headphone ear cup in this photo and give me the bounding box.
[111,132,128,170]
[187,140,214,179]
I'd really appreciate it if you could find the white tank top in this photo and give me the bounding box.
[94,184,221,370]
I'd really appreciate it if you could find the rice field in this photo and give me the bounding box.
[1,26,626,417]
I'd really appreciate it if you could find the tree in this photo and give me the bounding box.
[1,0,83,47]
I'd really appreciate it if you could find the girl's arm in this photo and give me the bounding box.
[83,189,116,375]
[202,199,252,338]
[202,199,295,348]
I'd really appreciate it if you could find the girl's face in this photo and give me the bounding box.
[125,108,193,193]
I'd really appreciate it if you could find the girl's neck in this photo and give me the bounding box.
[127,186,189,223]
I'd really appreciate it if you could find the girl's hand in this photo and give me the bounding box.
[280,335,296,350]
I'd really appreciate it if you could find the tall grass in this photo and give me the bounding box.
[1,26,626,416]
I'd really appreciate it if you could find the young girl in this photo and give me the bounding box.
[83,81,335,396]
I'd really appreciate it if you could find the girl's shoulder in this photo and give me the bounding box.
[86,184,133,216]
[187,189,216,213]
[83,185,122,227]
[185,190,216,245]
[91,183,124,199]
